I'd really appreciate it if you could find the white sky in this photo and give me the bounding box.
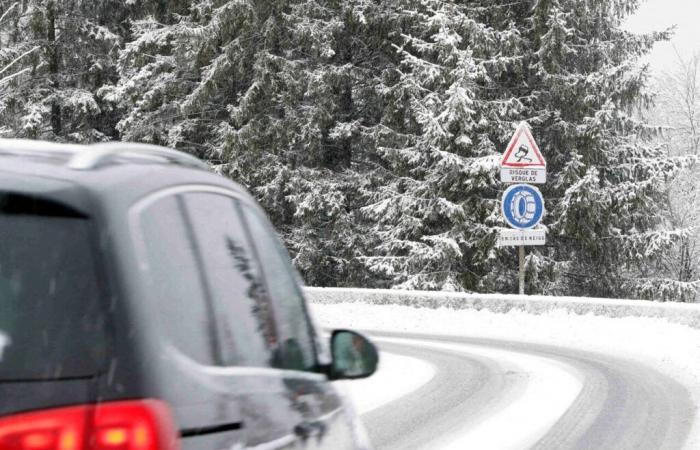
[624,0,700,75]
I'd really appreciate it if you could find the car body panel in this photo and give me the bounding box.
[0,142,368,450]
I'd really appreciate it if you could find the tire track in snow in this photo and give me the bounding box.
[356,332,693,450]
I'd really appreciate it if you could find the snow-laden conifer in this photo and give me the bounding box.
[0,1,127,141]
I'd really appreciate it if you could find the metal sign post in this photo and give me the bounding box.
[519,245,525,295]
[499,184,546,294]
[498,122,547,295]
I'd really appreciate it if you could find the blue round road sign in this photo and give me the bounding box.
[501,184,545,230]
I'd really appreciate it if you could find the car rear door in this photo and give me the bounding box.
[132,191,246,450]
[180,191,299,448]
[180,189,357,449]
[236,200,358,450]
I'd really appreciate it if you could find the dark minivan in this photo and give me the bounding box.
[0,140,378,450]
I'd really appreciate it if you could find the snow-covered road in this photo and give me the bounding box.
[346,333,692,450]
[315,303,700,450]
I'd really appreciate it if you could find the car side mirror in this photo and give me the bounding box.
[329,330,378,380]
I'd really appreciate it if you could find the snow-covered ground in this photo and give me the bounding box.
[306,286,700,328]
[312,302,700,448]
[375,337,584,450]
[336,351,435,415]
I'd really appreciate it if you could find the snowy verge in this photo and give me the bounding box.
[335,351,435,415]
[312,302,700,449]
[306,286,700,329]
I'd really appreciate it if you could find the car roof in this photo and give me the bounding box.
[0,139,247,212]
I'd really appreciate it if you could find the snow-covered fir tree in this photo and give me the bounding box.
[646,53,700,301]
[528,0,689,299]
[358,1,524,291]
[110,0,376,287]
[352,0,684,298]
[0,0,129,141]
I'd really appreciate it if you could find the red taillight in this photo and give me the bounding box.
[0,400,179,450]
[0,405,87,450]
[91,401,178,450]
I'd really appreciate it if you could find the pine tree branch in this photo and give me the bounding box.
[0,66,29,86]
[0,2,17,26]
[0,45,39,77]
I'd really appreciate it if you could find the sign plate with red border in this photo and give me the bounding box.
[500,123,546,184]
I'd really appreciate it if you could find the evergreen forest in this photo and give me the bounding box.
[0,0,696,300]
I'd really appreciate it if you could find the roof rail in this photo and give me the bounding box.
[0,138,78,158]
[69,142,209,171]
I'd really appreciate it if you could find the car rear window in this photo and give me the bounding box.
[0,193,105,381]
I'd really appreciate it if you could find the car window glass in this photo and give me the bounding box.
[139,195,216,365]
[182,193,276,368]
[240,204,317,372]
[0,194,104,380]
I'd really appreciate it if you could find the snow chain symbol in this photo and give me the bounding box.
[501,184,545,230]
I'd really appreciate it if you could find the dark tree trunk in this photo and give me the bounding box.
[47,1,61,136]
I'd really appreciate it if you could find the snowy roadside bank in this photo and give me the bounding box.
[310,300,700,449]
[336,351,436,415]
[306,286,700,329]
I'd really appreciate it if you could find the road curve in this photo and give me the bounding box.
[360,331,694,450]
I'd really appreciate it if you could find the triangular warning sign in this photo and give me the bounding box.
[500,123,546,168]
